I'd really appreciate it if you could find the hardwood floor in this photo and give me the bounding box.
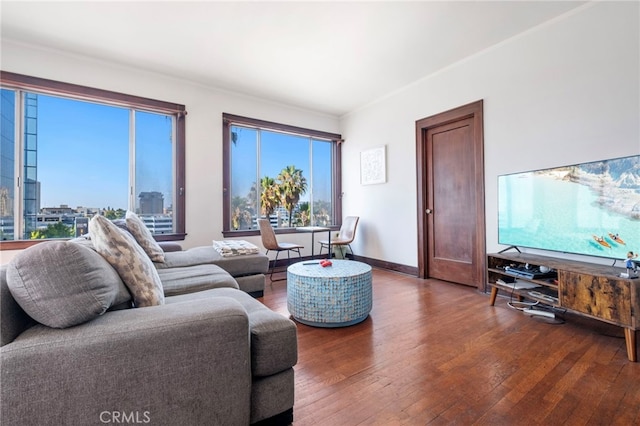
[260,268,640,425]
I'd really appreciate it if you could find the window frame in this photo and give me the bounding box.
[0,71,186,250]
[222,113,342,237]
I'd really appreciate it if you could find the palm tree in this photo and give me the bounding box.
[104,208,126,220]
[277,165,307,227]
[231,196,250,229]
[296,201,310,226]
[260,176,280,217]
[30,222,74,239]
[247,181,258,213]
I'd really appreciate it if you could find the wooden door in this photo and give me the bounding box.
[416,101,485,288]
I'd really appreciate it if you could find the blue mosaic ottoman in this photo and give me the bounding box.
[287,260,372,327]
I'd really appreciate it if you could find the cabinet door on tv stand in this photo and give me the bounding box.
[559,271,633,327]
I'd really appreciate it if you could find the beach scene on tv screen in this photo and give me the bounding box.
[499,155,640,262]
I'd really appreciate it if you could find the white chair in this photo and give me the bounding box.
[319,216,359,259]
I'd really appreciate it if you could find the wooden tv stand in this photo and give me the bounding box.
[487,252,639,362]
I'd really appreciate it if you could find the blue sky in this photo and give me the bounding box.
[230,125,332,205]
[12,92,328,212]
[37,94,172,210]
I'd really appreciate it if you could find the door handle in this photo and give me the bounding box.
[426,209,433,214]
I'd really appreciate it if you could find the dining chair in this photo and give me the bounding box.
[319,216,359,259]
[257,218,304,280]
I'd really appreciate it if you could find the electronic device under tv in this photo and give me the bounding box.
[498,154,640,264]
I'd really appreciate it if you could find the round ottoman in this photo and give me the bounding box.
[287,260,372,327]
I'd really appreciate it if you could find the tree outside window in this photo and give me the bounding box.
[223,113,341,235]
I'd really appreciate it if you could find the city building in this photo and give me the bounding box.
[1,89,15,240]
[140,215,173,235]
[139,191,164,215]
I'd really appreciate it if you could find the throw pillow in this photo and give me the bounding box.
[6,241,125,328]
[90,214,165,307]
[69,237,133,309]
[125,211,165,263]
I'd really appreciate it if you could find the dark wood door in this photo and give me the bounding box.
[416,101,485,288]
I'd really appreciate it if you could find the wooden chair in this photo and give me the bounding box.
[257,218,304,280]
[319,216,359,259]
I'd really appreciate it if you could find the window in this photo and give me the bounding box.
[223,113,342,236]
[0,71,186,249]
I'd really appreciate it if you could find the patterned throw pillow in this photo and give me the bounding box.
[125,210,165,263]
[90,214,165,307]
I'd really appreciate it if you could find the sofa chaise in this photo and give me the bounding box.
[156,243,270,298]
[0,213,297,425]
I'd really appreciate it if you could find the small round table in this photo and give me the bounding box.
[287,260,372,327]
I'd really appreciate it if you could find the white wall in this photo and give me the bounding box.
[339,1,639,268]
[0,40,339,264]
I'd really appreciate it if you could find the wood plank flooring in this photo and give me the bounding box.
[260,268,640,425]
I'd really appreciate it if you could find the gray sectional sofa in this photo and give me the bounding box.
[0,219,297,425]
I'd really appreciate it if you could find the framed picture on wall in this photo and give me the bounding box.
[360,146,386,185]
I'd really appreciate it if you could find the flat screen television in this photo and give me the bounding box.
[498,154,640,263]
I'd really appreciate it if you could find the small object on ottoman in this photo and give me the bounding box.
[287,260,372,328]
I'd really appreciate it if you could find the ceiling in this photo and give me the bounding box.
[1,1,587,116]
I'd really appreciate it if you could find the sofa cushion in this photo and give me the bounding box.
[168,287,298,377]
[90,214,165,307]
[5,241,129,328]
[231,293,298,377]
[234,274,265,294]
[125,210,165,263]
[157,264,239,296]
[158,246,269,277]
[157,246,224,269]
[251,369,295,423]
[1,266,35,345]
[158,242,183,252]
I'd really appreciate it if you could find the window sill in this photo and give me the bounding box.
[0,233,187,251]
[222,226,338,239]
